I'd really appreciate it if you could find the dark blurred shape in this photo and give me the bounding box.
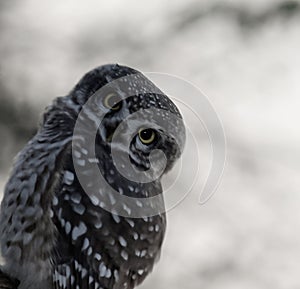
[174,1,300,31]
[0,82,38,171]
[278,0,300,15]
[0,269,19,289]
[0,94,37,140]
[239,0,300,28]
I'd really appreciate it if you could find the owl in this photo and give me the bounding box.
[0,64,185,289]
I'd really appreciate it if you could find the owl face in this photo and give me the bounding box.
[71,64,185,198]
[98,94,184,173]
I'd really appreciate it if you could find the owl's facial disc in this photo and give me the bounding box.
[94,89,185,180]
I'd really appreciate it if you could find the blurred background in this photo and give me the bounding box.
[0,0,300,288]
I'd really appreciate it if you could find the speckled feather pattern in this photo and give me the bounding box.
[0,64,185,289]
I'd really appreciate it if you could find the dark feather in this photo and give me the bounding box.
[0,269,19,289]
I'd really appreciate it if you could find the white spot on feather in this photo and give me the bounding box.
[72,222,87,240]
[65,222,71,234]
[99,262,107,277]
[118,236,127,247]
[64,171,74,185]
[95,253,101,261]
[82,238,89,250]
[121,250,129,261]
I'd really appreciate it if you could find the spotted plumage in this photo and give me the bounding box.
[0,64,185,289]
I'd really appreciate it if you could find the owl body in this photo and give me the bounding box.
[52,152,166,289]
[0,65,185,289]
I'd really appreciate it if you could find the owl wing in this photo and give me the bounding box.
[0,101,75,288]
[50,171,114,289]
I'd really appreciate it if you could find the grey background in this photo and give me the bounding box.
[0,0,300,288]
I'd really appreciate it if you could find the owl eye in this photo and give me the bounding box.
[103,93,122,111]
[138,128,157,145]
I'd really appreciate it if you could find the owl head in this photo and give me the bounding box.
[50,64,185,204]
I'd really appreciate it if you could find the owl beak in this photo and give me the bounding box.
[104,126,115,143]
[106,132,114,142]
